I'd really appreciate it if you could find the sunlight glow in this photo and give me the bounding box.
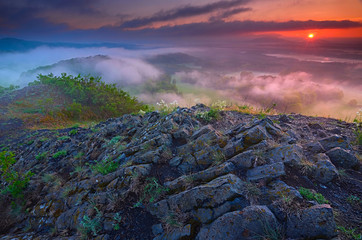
[308,33,314,38]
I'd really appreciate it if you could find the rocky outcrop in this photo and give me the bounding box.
[286,204,338,239]
[196,205,278,240]
[0,105,360,239]
[149,174,249,223]
[246,162,285,181]
[326,147,359,169]
[313,153,338,184]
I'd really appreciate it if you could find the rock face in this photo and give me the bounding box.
[319,135,351,151]
[286,204,338,239]
[246,162,285,182]
[313,153,338,184]
[0,105,360,240]
[267,144,304,166]
[326,147,359,169]
[150,174,249,223]
[196,205,278,240]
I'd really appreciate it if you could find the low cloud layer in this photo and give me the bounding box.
[0,46,189,87]
[1,42,361,120]
[175,70,361,119]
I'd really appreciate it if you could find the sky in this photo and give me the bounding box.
[1,0,362,41]
[0,0,361,120]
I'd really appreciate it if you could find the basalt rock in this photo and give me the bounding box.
[326,147,359,169]
[286,204,338,239]
[0,105,359,239]
[196,205,278,240]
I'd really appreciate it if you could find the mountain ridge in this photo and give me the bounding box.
[0,38,140,53]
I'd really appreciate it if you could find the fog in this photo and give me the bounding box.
[0,46,190,87]
[0,38,361,120]
[176,70,361,118]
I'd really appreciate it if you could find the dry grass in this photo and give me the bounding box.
[242,182,262,203]
[299,159,316,176]
[161,208,190,234]
[272,194,303,218]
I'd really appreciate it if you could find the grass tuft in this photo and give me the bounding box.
[299,187,328,204]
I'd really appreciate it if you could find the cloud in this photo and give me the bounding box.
[65,19,362,42]
[219,7,252,19]
[0,0,104,31]
[174,69,361,118]
[209,7,252,21]
[93,58,160,85]
[0,46,190,87]
[120,0,251,29]
[146,19,362,37]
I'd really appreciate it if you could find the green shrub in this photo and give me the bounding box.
[257,113,267,119]
[32,73,149,119]
[299,187,328,204]
[39,137,49,143]
[52,150,67,159]
[196,108,220,122]
[0,151,33,199]
[113,213,122,231]
[88,157,119,175]
[80,207,102,237]
[347,195,361,205]
[58,136,70,141]
[74,152,84,160]
[69,129,78,136]
[38,97,54,114]
[108,136,122,146]
[337,226,361,240]
[35,151,48,161]
[70,165,85,176]
[0,84,19,96]
[134,177,169,207]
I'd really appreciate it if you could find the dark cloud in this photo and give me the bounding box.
[209,7,251,21]
[53,19,362,42]
[219,7,252,19]
[40,0,100,13]
[120,0,251,29]
[0,0,101,29]
[140,19,362,37]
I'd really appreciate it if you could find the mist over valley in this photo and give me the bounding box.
[1,37,361,119]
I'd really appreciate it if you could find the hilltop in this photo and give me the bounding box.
[0,74,150,135]
[0,91,361,239]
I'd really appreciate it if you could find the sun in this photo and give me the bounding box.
[308,33,314,39]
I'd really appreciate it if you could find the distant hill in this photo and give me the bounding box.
[19,53,206,85]
[0,73,148,131]
[0,38,139,52]
[19,55,111,81]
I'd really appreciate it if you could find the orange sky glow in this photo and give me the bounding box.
[265,27,362,39]
[1,0,362,40]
